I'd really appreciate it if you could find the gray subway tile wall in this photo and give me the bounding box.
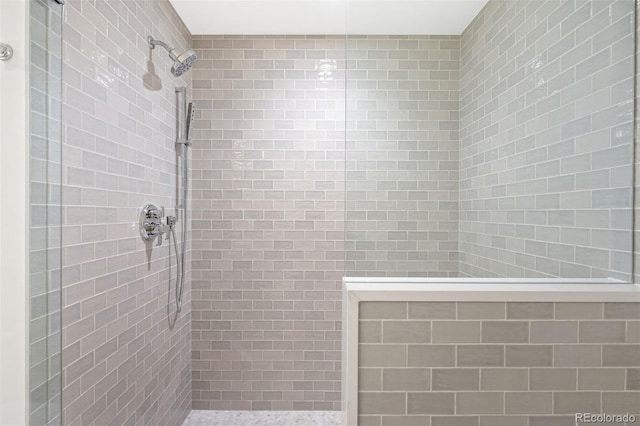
[190,35,345,411]
[345,35,460,278]
[358,301,640,425]
[61,0,192,425]
[459,0,635,280]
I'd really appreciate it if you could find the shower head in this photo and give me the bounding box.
[172,50,197,77]
[147,36,197,77]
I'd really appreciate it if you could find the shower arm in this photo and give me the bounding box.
[148,36,178,59]
[147,36,170,51]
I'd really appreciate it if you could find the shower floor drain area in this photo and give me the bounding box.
[182,410,342,426]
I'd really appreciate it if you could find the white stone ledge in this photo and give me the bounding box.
[344,277,640,303]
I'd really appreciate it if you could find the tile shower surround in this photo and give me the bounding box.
[189,33,460,410]
[55,0,640,423]
[458,0,636,280]
[358,301,640,426]
[189,1,638,410]
[61,0,192,425]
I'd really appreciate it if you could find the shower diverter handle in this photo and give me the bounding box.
[140,204,165,243]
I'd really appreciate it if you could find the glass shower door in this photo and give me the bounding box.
[29,0,63,424]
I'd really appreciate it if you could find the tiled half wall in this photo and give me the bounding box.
[358,301,640,426]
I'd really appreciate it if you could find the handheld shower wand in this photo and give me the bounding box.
[169,89,194,314]
[174,101,194,313]
[186,102,196,142]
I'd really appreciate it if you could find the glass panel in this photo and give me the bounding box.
[345,34,460,278]
[29,0,63,424]
[345,0,635,280]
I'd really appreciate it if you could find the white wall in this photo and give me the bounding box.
[0,0,28,425]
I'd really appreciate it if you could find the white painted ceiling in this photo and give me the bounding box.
[170,0,490,35]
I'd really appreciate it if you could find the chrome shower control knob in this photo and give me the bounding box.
[0,43,14,61]
[140,204,165,242]
[144,221,163,234]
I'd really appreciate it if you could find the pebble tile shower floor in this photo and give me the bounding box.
[181,410,341,426]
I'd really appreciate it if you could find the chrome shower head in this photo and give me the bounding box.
[171,50,197,77]
[147,36,197,77]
